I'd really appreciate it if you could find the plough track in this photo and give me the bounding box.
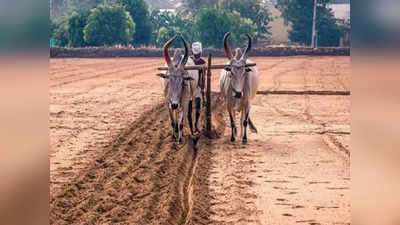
[50,94,226,225]
[257,90,350,96]
[182,94,227,225]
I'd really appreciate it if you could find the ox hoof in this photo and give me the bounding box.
[242,138,248,145]
[230,136,235,142]
[178,137,183,145]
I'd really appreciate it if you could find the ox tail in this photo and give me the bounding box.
[248,117,258,134]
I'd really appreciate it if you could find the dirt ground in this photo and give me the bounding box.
[50,56,350,225]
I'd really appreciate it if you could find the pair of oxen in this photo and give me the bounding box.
[158,32,258,144]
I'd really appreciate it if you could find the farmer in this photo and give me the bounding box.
[190,42,206,106]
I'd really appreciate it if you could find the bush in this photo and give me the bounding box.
[50,20,57,39]
[277,0,342,46]
[156,27,171,47]
[220,0,272,42]
[53,20,69,47]
[83,3,136,46]
[152,10,195,47]
[229,12,258,47]
[194,8,256,48]
[67,11,90,47]
[114,0,153,46]
[156,26,184,47]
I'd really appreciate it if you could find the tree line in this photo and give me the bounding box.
[50,0,347,48]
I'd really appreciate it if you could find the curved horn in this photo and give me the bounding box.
[223,32,233,60]
[163,36,177,67]
[180,36,189,66]
[243,34,252,59]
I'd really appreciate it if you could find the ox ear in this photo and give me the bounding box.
[224,67,232,72]
[157,73,169,79]
[245,68,252,73]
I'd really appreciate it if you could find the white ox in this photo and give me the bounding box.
[157,36,200,143]
[220,32,259,144]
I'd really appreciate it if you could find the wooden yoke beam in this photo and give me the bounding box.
[157,63,256,71]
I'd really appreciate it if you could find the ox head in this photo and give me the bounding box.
[159,36,193,110]
[223,32,253,99]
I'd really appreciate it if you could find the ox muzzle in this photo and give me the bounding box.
[232,89,243,99]
[170,103,180,110]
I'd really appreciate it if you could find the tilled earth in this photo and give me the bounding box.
[50,56,350,225]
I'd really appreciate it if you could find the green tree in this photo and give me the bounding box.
[151,10,195,46]
[50,20,58,39]
[83,3,136,46]
[67,10,90,47]
[229,12,258,46]
[156,27,181,47]
[219,0,272,42]
[53,20,69,47]
[194,8,256,48]
[53,0,103,20]
[316,9,342,47]
[114,0,153,46]
[276,0,342,46]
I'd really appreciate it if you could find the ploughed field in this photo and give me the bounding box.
[50,56,350,225]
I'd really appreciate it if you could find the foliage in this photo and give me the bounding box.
[316,9,342,47]
[276,0,342,46]
[51,0,271,47]
[67,10,90,47]
[53,20,69,47]
[50,20,58,39]
[51,0,103,19]
[151,10,195,46]
[194,8,256,48]
[156,27,176,47]
[83,3,136,46]
[113,0,153,46]
[228,12,258,47]
[219,0,272,42]
[51,0,344,48]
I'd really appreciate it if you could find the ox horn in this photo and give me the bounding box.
[163,36,177,67]
[180,36,189,66]
[223,32,233,60]
[242,34,252,59]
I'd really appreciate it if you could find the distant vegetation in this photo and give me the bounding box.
[194,8,257,48]
[50,0,348,48]
[83,3,136,46]
[50,0,177,19]
[276,0,343,46]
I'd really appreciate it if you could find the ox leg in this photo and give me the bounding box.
[178,98,190,144]
[201,90,206,107]
[168,107,177,141]
[242,106,250,145]
[240,109,244,139]
[194,97,201,133]
[187,100,194,135]
[174,121,179,142]
[178,103,189,144]
[228,106,236,142]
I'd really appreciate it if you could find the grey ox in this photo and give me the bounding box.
[220,32,259,144]
[157,36,200,144]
